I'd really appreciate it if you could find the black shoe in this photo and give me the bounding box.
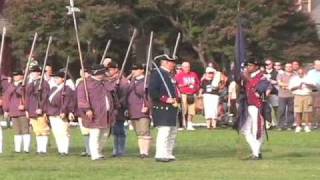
[60,153,68,157]
[155,158,170,162]
[80,152,89,157]
[258,153,263,159]
[139,154,149,159]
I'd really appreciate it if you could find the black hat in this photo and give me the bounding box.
[91,64,106,76]
[154,54,177,62]
[29,65,42,72]
[51,69,65,78]
[107,62,119,69]
[244,59,261,66]
[12,69,24,76]
[131,63,146,70]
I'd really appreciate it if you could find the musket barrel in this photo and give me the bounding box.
[172,32,181,58]
[39,36,53,90]
[100,39,112,64]
[23,32,38,87]
[119,28,137,79]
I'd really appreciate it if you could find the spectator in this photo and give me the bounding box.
[289,68,315,133]
[306,60,320,128]
[175,62,200,131]
[199,67,221,129]
[264,59,278,128]
[277,63,295,130]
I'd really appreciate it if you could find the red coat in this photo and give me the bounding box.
[246,72,264,108]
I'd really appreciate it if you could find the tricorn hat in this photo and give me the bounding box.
[131,63,146,70]
[91,64,106,76]
[29,65,42,72]
[154,54,177,62]
[12,69,24,76]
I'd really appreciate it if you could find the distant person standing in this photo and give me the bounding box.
[306,60,320,128]
[200,67,221,129]
[277,63,295,130]
[289,68,315,133]
[264,59,278,128]
[274,61,284,75]
[175,61,200,130]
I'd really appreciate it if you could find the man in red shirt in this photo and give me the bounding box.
[175,62,200,130]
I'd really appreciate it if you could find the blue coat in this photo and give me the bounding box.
[149,67,178,127]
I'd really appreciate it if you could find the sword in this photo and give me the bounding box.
[151,61,178,107]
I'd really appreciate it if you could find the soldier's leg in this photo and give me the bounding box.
[155,126,170,159]
[78,118,90,155]
[250,106,262,157]
[50,116,63,153]
[20,117,31,153]
[98,128,110,157]
[12,117,23,152]
[167,126,178,159]
[242,106,258,157]
[89,128,102,160]
[0,124,2,153]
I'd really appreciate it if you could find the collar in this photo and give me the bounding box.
[266,69,273,74]
[160,66,171,73]
[135,75,144,80]
[92,76,103,81]
[250,70,261,78]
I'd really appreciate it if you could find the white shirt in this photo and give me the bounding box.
[288,75,313,95]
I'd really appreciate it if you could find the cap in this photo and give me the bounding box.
[205,67,215,73]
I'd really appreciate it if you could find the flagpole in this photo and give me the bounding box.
[68,0,90,103]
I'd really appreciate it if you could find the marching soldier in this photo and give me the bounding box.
[46,69,75,156]
[127,63,152,158]
[3,70,31,153]
[149,54,179,162]
[75,65,91,157]
[0,75,11,153]
[77,64,116,160]
[105,62,129,157]
[25,65,51,155]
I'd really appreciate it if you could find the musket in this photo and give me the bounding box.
[0,27,6,94]
[172,32,181,59]
[37,36,53,109]
[117,28,137,85]
[68,0,90,105]
[142,31,153,108]
[21,32,38,105]
[100,39,112,64]
[61,56,70,112]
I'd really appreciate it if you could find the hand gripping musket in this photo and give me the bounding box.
[21,32,38,105]
[151,61,178,107]
[0,27,6,95]
[116,28,137,86]
[67,0,90,106]
[37,36,52,109]
[61,56,70,113]
[172,32,181,59]
[142,31,153,109]
[100,39,112,64]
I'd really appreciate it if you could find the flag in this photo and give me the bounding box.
[234,16,246,83]
[234,15,248,131]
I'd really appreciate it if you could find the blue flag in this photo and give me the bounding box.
[234,16,248,131]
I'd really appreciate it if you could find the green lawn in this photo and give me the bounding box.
[1,126,320,180]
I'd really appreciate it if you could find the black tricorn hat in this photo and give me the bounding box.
[91,64,106,75]
[244,58,261,66]
[12,69,24,76]
[51,69,65,78]
[154,54,177,62]
[131,63,146,70]
[29,65,42,72]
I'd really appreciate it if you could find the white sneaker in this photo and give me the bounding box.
[178,128,184,131]
[187,126,195,131]
[304,126,311,133]
[295,126,302,133]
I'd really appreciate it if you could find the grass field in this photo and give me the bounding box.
[1,126,320,180]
